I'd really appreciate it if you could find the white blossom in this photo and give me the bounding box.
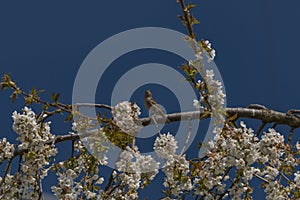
[112,101,142,136]
[162,154,193,197]
[294,172,300,187]
[154,132,178,159]
[113,146,159,199]
[0,138,15,161]
[8,107,57,199]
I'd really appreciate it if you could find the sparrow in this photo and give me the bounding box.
[144,90,170,123]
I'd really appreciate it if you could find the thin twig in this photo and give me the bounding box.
[288,127,295,144]
[104,170,116,192]
[180,120,193,155]
[0,158,13,190]
[38,172,43,200]
[17,153,22,173]
[272,123,277,129]
[253,174,270,184]
[71,139,75,158]
[74,103,112,110]
[255,122,266,136]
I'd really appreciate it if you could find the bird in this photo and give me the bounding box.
[144,90,170,123]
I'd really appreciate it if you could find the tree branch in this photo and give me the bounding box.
[74,103,112,110]
[141,107,300,128]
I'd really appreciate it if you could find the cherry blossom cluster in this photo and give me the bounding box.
[201,40,216,63]
[112,101,142,136]
[51,140,105,200]
[154,132,178,159]
[184,36,226,125]
[192,69,226,129]
[0,107,57,199]
[154,133,193,198]
[161,154,193,197]
[72,117,93,134]
[189,122,300,199]
[144,122,300,199]
[105,145,160,199]
[184,37,216,66]
[72,118,110,164]
[0,138,15,162]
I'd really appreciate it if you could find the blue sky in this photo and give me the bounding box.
[0,0,300,199]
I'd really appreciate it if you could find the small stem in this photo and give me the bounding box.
[74,103,112,110]
[38,172,43,200]
[253,174,270,184]
[180,120,193,155]
[17,154,22,173]
[71,139,75,158]
[255,122,266,136]
[104,170,115,192]
[272,123,277,129]
[288,127,295,144]
[0,158,13,190]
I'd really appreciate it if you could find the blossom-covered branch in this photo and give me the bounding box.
[2,104,298,165]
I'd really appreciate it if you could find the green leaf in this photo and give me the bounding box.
[227,113,238,122]
[43,103,50,110]
[31,87,44,96]
[1,74,15,90]
[1,82,9,91]
[64,113,73,122]
[11,92,17,102]
[51,92,60,102]
[187,3,197,10]
[189,15,200,25]
[25,96,33,105]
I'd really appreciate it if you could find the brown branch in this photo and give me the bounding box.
[141,107,300,128]
[74,103,112,110]
[226,107,300,128]
[16,89,71,113]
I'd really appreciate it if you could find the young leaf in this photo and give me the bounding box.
[51,92,60,102]
[187,3,196,10]
[64,113,73,122]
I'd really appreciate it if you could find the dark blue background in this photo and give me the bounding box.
[1,0,300,199]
